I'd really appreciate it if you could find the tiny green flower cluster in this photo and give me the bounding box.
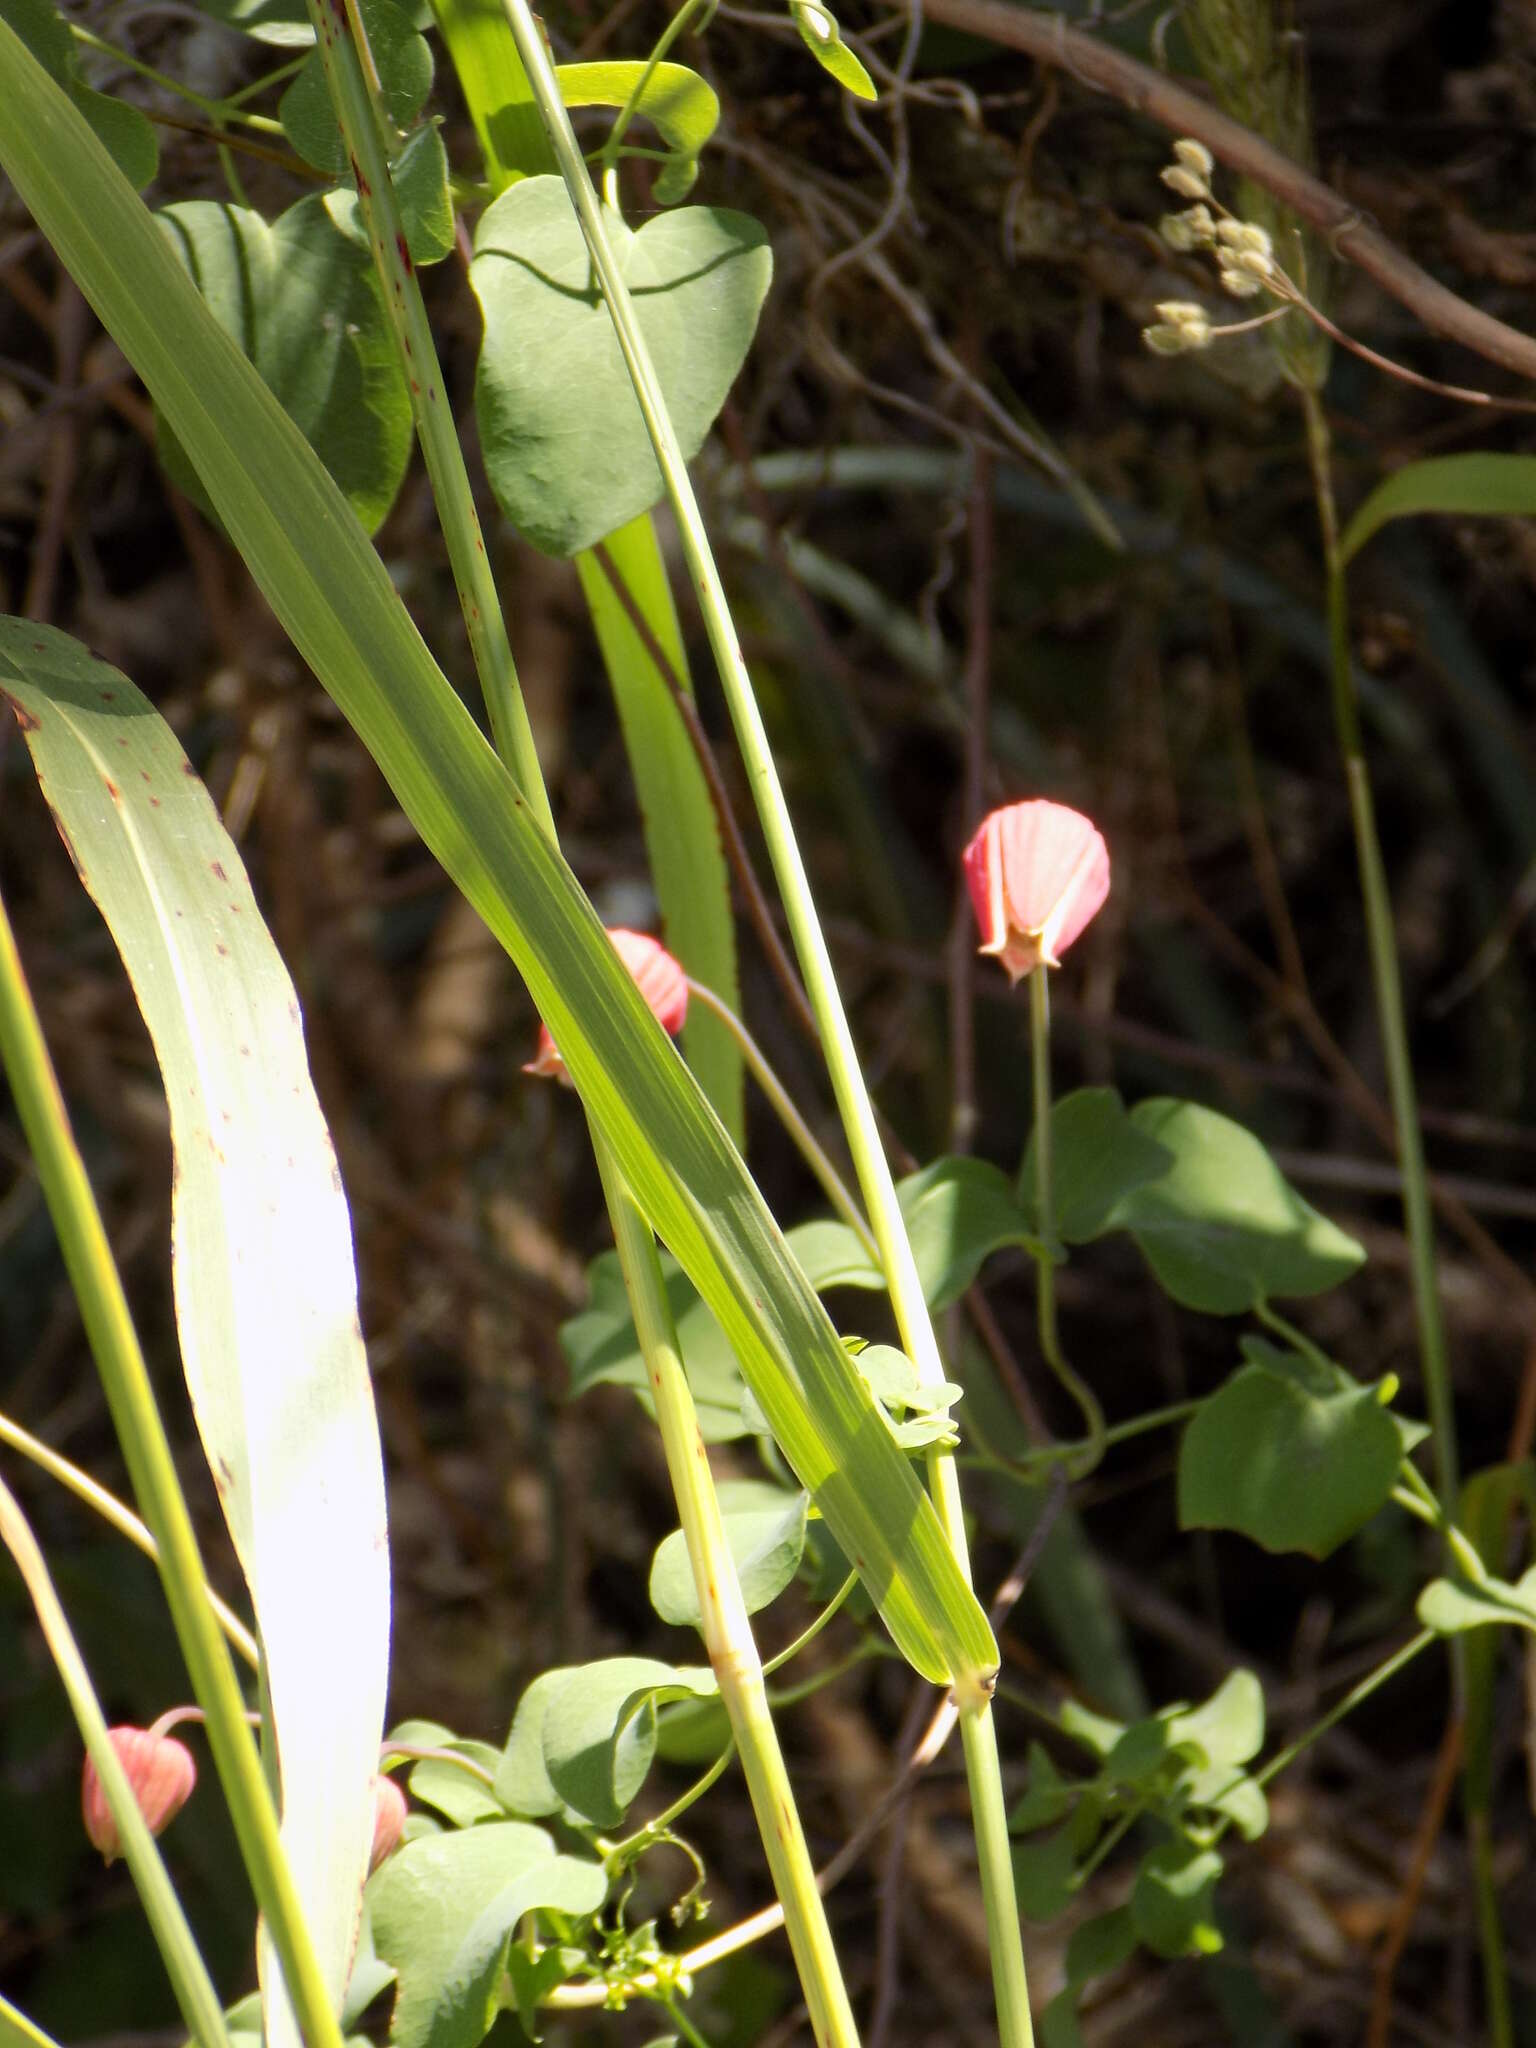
[1143,138,1293,358]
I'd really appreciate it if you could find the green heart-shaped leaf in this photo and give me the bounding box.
[472,176,771,556]
[155,194,412,535]
[1178,1353,1400,1557]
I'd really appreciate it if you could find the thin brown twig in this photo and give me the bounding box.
[914,0,1536,386]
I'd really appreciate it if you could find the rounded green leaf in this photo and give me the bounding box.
[1165,1669,1264,1771]
[0,0,156,186]
[1178,1357,1400,1557]
[368,1823,607,2048]
[540,1657,717,1828]
[156,194,411,534]
[1418,1565,1536,1638]
[1064,1905,1137,1988]
[472,176,771,557]
[326,123,455,267]
[896,1155,1044,1308]
[1107,1099,1365,1312]
[1013,1823,1077,1922]
[1019,1087,1174,1244]
[561,1247,749,1442]
[1132,1841,1223,1958]
[650,1479,808,1628]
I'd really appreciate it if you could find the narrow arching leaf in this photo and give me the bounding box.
[576,518,743,1145]
[472,176,771,556]
[0,29,997,1692]
[368,1824,607,2048]
[0,623,388,2032]
[1340,454,1536,567]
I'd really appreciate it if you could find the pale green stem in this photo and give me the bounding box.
[595,1149,862,2048]
[0,1989,63,2048]
[963,1400,1201,1480]
[1248,1628,1434,1798]
[0,1475,231,2048]
[0,1407,259,1667]
[498,12,1032,2035]
[70,25,285,131]
[0,890,344,2048]
[611,1740,736,1854]
[1392,1463,1487,1586]
[597,0,713,202]
[686,978,876,1260]
[762,1570,859,1677]
[1027,967,1104,1474]
[302,0,550,820]
[1299,389,1456,1511]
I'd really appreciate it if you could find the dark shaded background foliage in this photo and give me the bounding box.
[2,0,1535,2039]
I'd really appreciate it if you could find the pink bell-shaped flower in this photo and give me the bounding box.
[525,927,689,1085]
[369,1774,408,1874]
[963,800,1110,981]
[82,1725,197,1863]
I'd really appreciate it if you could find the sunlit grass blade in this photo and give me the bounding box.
[0,18,997,1692]
[0,621,389,2036]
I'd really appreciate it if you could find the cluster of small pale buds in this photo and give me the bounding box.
[1145,138,1285,355]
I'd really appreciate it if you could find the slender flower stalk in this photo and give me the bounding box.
[685,978,877,1260]
[965,799,1110,1470]
[1027,967,1106,1473]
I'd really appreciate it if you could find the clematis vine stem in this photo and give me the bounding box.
[1027,966,1106,1476]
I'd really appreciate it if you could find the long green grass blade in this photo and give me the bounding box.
[0,18,996,1691]
[578,519,743,1144]
[0,621,388,2036]
[1340,452,1536,566]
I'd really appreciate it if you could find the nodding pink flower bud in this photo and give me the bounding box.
[525,928,689,1085]
[369,1775,408,1875]
[82,1726,197,1863]
[962,801,1110,982]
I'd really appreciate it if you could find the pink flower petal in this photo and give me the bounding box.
[525,927,689,1084]
[962,801,1109,981]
